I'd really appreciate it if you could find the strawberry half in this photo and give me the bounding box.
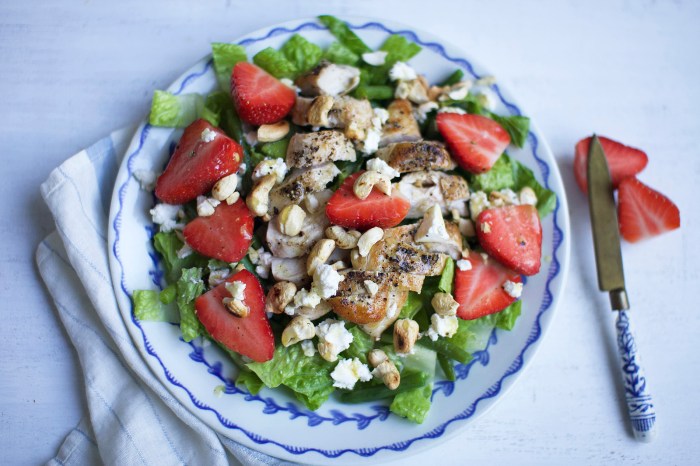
[230,62,296,126]
[195,270,274,362]
[455,251,522,320]
[155,119,242,205]
[476,204,542,276]
[618,177,680,243]
[326,171,411,231]
[183,199,254,263]
[574,136,648,194]
[436,113,511,173]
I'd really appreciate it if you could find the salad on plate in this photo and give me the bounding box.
[132,15,556,424]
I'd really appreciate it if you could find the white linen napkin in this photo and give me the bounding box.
[37,127,297,466]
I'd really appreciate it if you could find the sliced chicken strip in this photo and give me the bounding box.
[375,141,455,173]
[359,288,408,339]
[271,256,310,286]
[286,130,356,168]
[379,99,422,147]
[268,162,340,214]
[266,208,329,258]
[293,95,373,141]
[395,171,470,218]
[295,61,361,97]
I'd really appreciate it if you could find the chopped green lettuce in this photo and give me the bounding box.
[490,114,530,148]
[211,43,247,91]
[153,231,207,283]
[361,34,422,86]
[469,155,515,192]
[399,291,423,320]
[344,326,374,364]
[511,156,557,217]
[159,284,177,304]
[253,47,298,79]
[247,344,335,410]
[318,15,371,55]
[323,41,360,65]
[483,300,523,331]
[148,91,218,128]
[176,267,205,342]
[281,34,322,74]
[438,258,455,294]
[132,289,178,322]
[236,370,265,395]
[391,384,432,423]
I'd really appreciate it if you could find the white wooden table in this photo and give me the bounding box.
[2,0,698,464]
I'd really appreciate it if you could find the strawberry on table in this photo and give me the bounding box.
[617,177,680,243]
[183,199,254,263]
[230,62,296,126]
[476,204,542,276]
[455,251,522,320]
[155,119,242,205]
[436,113,511,173]
[326,171,411,230]
[195,269,274,362]
[574,135,648,194]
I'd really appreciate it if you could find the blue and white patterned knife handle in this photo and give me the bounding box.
[615,310,657,442]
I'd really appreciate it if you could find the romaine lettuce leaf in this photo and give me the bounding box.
[344,326,374,364]
[281,34,323,74]
[494,300,522,331]
[469,154,514,192]
[153,231,207,283]
[323,41,360,65]
[438,257,455,294]
[510,156,557,217]
[490,113,530,148]
[148,91,218,128]
[236,370,264,395]
[247,343,335,410]
[318,15,371,55]
[253,47,298,79]
[361,34,422,86]
[399,291,423,320]
[211,43,247,91]
[176,267,205,342]
[159,284,177,304]
[390,384,432,424]
[132,289,178,322]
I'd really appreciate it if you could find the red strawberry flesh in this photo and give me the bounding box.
[436,113,511,173]
[574,136,648,194]
[230,62,296,126]
[618,177,680,243]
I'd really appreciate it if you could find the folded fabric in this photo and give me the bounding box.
[37,127,296,466]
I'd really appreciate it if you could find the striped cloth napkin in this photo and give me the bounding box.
[37,127,295,466]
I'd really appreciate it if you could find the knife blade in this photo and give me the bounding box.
[587,134,657,442]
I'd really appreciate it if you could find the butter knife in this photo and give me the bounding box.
[587,135,657,442]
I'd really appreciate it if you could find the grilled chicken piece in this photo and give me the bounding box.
[268,162,340,214]
[291,95,373,141]
[295,61,360,97]
[359,288,408,339]
[375,141,455,173]
[266,209,329,258]
[286,130,356,169]
[395,171,470,218]
[327,270,421,325]
[382,222,462,260]
[270,256,309,286]
[291,97,314,126]
[379,99,421,147]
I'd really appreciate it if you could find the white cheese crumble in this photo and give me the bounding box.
[456,259,472,271]
[238,163,247,174]
[196,195,220,217]
[253,248,273,279]
[364,280,379,296]
[331,358,372,389]
[437,106,467,115]
[389,61,417,81]
[469,191,491,221]
[360,107,389,155]
[316,319,354,362]
[312,263,344,299]
[366,157,400,179]
[414,101,439,123]
[285,288,322,315]
[362,51,388,66]
[253,157,288,183]
[201,128,217,143]
[503,280,523,299]
[480,221,492,234]
[301,339,316,357]
[133,169,157,191]
[474,88,498,112]
[415,205,450,243]
[447,83,471,101]
[280,77,301,94]
[224,280,246,301]
[150,203,183,232]
[426,314,459,341]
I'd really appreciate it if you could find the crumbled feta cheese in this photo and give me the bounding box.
[503,280,523,299]
[312,263,344,299]
[295,288,322,309]
[208,267,231,287]
[225,280,246,301]
[447,83,471,101]
[389,61,417,81]
[469,191,491,221]
[519,187,538,206]
[176,243,193,259]
[201,128,217,143]
[196,196,220,217]
[415,205,450,243]
[437,106,467,115]
[386,301,399,320]
[133,169,157,191]
[366,158,400,179]
[238,163,247,174]
[280,77,301,94]
[253,248,273,279]
[480,252,489,263]
[480,222,492,234]
[363,280,379,296]
[315,319,354,362]
[394,81,410,100]
[456,259,472,271]
[474,88,498,111]
[362,51,388,66]
[490,188,519,207]
[301,339,316,357]
[372,107,390,127]
[362,129,381,155]
[331,358,372,389]
[253,157,288,183]
[150,203,183,232]
[427,314,459,341]
[414,101,439,123]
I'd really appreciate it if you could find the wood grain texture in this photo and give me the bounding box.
[1,0,698,464]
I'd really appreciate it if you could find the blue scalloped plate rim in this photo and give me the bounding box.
[108,16,570,464]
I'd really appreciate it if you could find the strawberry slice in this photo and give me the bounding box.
[155,119,242,205]
[476,204,542,276]
[618,177,680,243]
[574,136,648,194]
[195,269,274,362]
[230,62,296,126]
[436,113,511,173]
[326,171,411,231]
[455,251,522,320]
[183,199,254,263]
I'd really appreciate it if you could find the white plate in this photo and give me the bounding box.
[108,16,570,465]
